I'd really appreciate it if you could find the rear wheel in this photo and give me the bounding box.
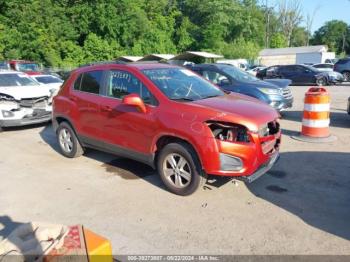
[342,71,350,82]
[157,142,205,196]
[57,121,84,158]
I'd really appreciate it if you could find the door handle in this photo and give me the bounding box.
[101,106,112,112]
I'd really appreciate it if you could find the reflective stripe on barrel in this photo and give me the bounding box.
[301,87,330,138]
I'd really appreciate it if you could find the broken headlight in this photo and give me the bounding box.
[0,93,16,102]
[206,121,250,143]
[0,93,19,109]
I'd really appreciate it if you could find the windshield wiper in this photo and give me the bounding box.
[201,94,221,99]
[170,97,195,102]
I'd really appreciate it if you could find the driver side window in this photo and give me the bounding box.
[201,70,229,85]
[107,70,158,106]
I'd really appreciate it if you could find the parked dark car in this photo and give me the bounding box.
[347,97,350,115]
[256,64,343,85]
[188,64,293,112]
[334,57,350,82]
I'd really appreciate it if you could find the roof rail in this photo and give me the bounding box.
[78,60,127,68]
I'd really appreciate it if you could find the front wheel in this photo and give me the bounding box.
[57,121,84,158]
[157,142,205,196]
[316,77,327,86]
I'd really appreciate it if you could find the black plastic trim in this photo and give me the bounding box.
[79,135,155,168]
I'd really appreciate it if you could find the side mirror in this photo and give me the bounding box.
[122,93,147,113]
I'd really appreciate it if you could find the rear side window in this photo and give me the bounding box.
[74,70,103,94]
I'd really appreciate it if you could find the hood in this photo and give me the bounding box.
[235,79,289,89]
[0,85,50,100]
[316,70,339,77]
[190,93,279,132]
[39,83,62,91]
[263,79,291,88]
[25,71,42,76]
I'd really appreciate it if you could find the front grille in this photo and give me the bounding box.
[20,97,48,108]
[268,121,280,135]
[282,87,293,99]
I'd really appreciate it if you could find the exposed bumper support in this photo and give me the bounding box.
[240,152,280,183]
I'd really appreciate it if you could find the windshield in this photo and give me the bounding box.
[217,65,258,82]
[35,76,63,84]
[142,68,224,101]
[304,65,320,72]
[17,63,40,72]
[0,73,39,87]
[0,62,9,70]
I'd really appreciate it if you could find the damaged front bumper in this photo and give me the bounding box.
[0,105,52,127]
[240,151,280,183]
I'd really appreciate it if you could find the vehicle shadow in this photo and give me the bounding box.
[39,125,168,193]
[246,151,350,241]
[282,110,350,128]
[1,122,49,133]
[39,125,234,193]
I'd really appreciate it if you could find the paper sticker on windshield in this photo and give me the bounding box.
[180,69,197,77]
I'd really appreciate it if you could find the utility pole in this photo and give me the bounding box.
[265,0,270,48]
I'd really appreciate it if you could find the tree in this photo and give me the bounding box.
[311,20,349,54]
[270,33,288,48]
[0,0,271,66]
[277,0,303,46]
[291,27,308,47]
[305,4,320,45]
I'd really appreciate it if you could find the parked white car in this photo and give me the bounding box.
[0,71,53,131]
[312,63,334,72]
[30,74,63,97]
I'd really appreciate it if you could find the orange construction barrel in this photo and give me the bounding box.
[292,87,337,143]
[301,87,330,137]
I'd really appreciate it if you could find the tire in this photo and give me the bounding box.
[157,142,205,196]
[342,71,350,82]
[56,121,84,158]
[316,77,327,86]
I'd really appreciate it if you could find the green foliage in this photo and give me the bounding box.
[311,20,349,54]
[270,33,288,48]
[221,37,260,60]
[291,27,308,47]
[0,0,347,67]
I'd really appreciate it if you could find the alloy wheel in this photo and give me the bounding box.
[162,153,192,188]
[59,128,73,153]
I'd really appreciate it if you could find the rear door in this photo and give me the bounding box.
[70,70,105,140]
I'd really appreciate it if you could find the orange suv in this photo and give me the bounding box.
[53,62,281,195]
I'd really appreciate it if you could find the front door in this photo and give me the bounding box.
[99,69,159,157]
